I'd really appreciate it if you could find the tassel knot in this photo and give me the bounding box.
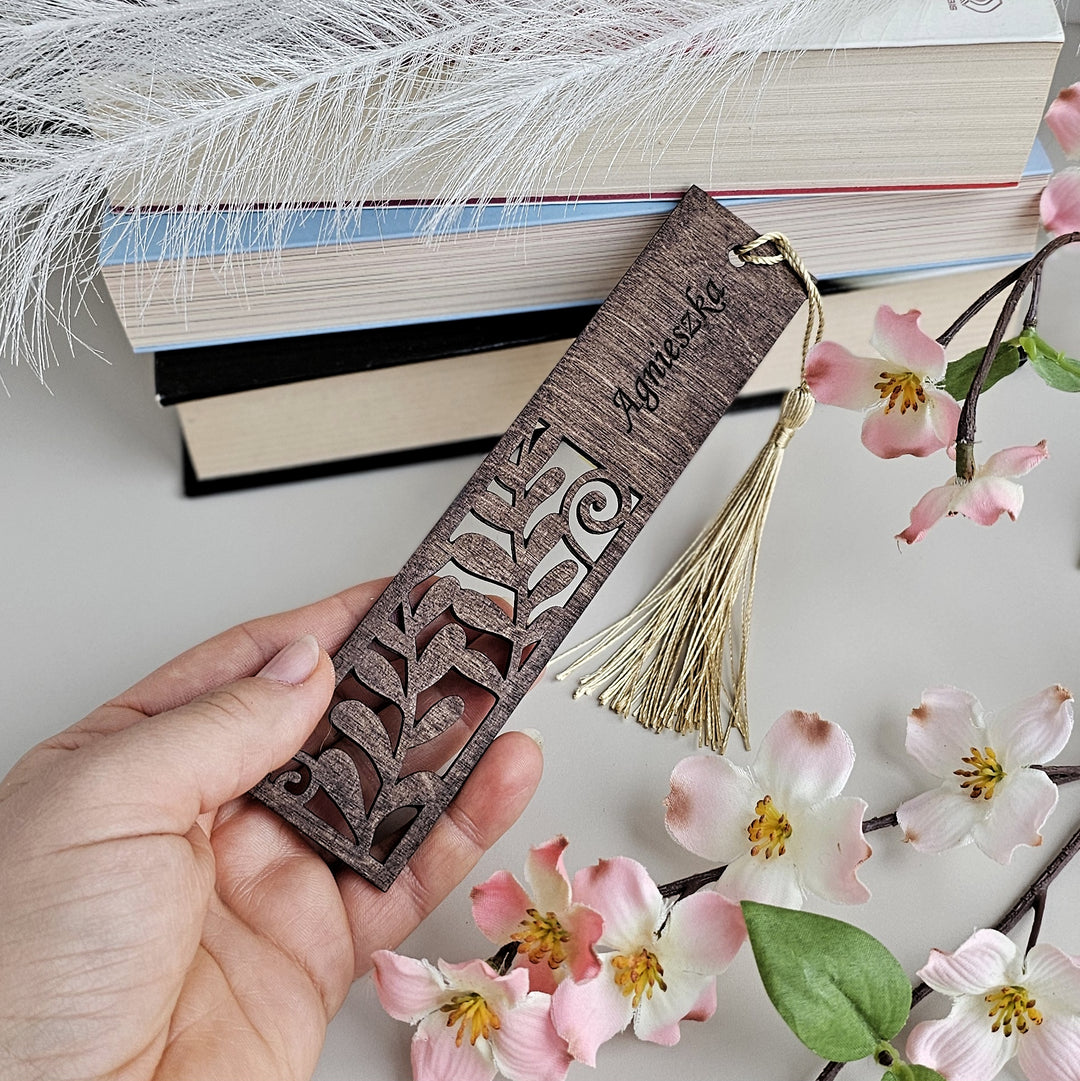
[771,384,815,449]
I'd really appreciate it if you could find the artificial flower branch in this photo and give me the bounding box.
[815,814,1080,1081]
[950,231,1080,481]
[377,691,1074,1079]
[654,766,1080,902]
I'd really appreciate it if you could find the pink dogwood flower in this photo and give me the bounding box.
[664,710,871,909]
[907,929,1080,1081]
[471,836,603,993]
[896,685,1073,864]
[1046,82,1080,158]
[371,951,572,1081]
[895,440,1048,544]
[1040,170,1080,237]
[550,857,744,1065]
[805,305,960,458]
[1040,82,1080,235]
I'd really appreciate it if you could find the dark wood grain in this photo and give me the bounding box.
[251,188,807,889]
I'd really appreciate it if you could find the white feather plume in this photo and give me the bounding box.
[2,0,897,384]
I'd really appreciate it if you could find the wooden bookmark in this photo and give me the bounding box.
[251,187,807,890]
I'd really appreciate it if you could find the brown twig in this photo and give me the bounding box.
[658,866,727,899]
[950,232,1080,481]
[936,263,1027,350]
[862,812,899,832]
[1033,764,1080,784]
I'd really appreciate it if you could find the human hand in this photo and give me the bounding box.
[0,580,543,1081]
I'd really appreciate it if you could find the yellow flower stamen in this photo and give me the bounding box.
[512,908,571,969]
[440,992,501,1047]
[874,370,927,415]
[985,985,1043,1037]
[611,947,667,1009]
[748,795,792,859]
[955,746,1006,800]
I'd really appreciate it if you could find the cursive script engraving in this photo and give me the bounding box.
[614,278,726,434]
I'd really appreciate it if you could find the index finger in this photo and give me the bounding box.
[110,578,391,718]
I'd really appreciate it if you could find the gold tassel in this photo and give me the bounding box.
[555,233,822,753]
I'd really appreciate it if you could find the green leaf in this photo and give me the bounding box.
[941,342,1020,400]
[883,1067,947,1081]
[742,902,912,1062]
[1022,330,1080,392]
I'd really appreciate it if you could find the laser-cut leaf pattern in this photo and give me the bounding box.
[451,590,513,635]
[528,559,580,611]
[329,700,392,761]
[257,426,636,887]
[408,697,466,749]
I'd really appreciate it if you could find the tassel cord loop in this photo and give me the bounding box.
[733,232,824,380]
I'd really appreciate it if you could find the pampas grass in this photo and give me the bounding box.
[2,0,892,385]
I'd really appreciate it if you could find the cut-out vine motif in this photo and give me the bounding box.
[254,424,639,888]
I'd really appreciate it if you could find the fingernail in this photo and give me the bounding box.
[519,727,544,749]
[258,635,321,685]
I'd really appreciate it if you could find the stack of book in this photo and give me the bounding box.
[99,1,1065,494]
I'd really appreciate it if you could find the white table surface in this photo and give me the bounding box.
[4,34,1080,1081]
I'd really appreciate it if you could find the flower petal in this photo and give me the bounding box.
[550,958,632,1067]
[1040,169,1080,236]
[949,474,1024,526]
[991,684,1074,768]
[972,767,1058,864]
[927,386,962,448]
[917,929,1018,995]
[664,754,758,863]
[1026,944,1080,1015]
[896,482,956,544]
[754,710,855,806]
[906,997,1015,1081]
[791,796,871,905]
[861,397,951,459]
[562,904,604,984]
[491,992,572,1081]
[804,340,884,410]
[715,852,804,908]
[981,440,1048,480]
[870,306,947,378]
[471,871,534,945]
[571,857,662,952]
[905,687,984,778]
[1046,83,1080,158]
[519,958,558,996]
[412,1011,498,1081]
[629,896,738,1047]
[681,980,718,1023]
[438,959,530,1012]
[632,973,714,1046]
[523,836,573,915]
[659,891,747,976]
[895,783,985,853]
[1018,1014,1080,1081]
[371,950,446,1023]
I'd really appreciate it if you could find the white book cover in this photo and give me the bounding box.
[783,0,1062,50]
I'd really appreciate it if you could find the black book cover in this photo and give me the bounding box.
[156,304,600,405]
[180,390,784,496]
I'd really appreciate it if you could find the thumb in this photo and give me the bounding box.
[102,635,335,832]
